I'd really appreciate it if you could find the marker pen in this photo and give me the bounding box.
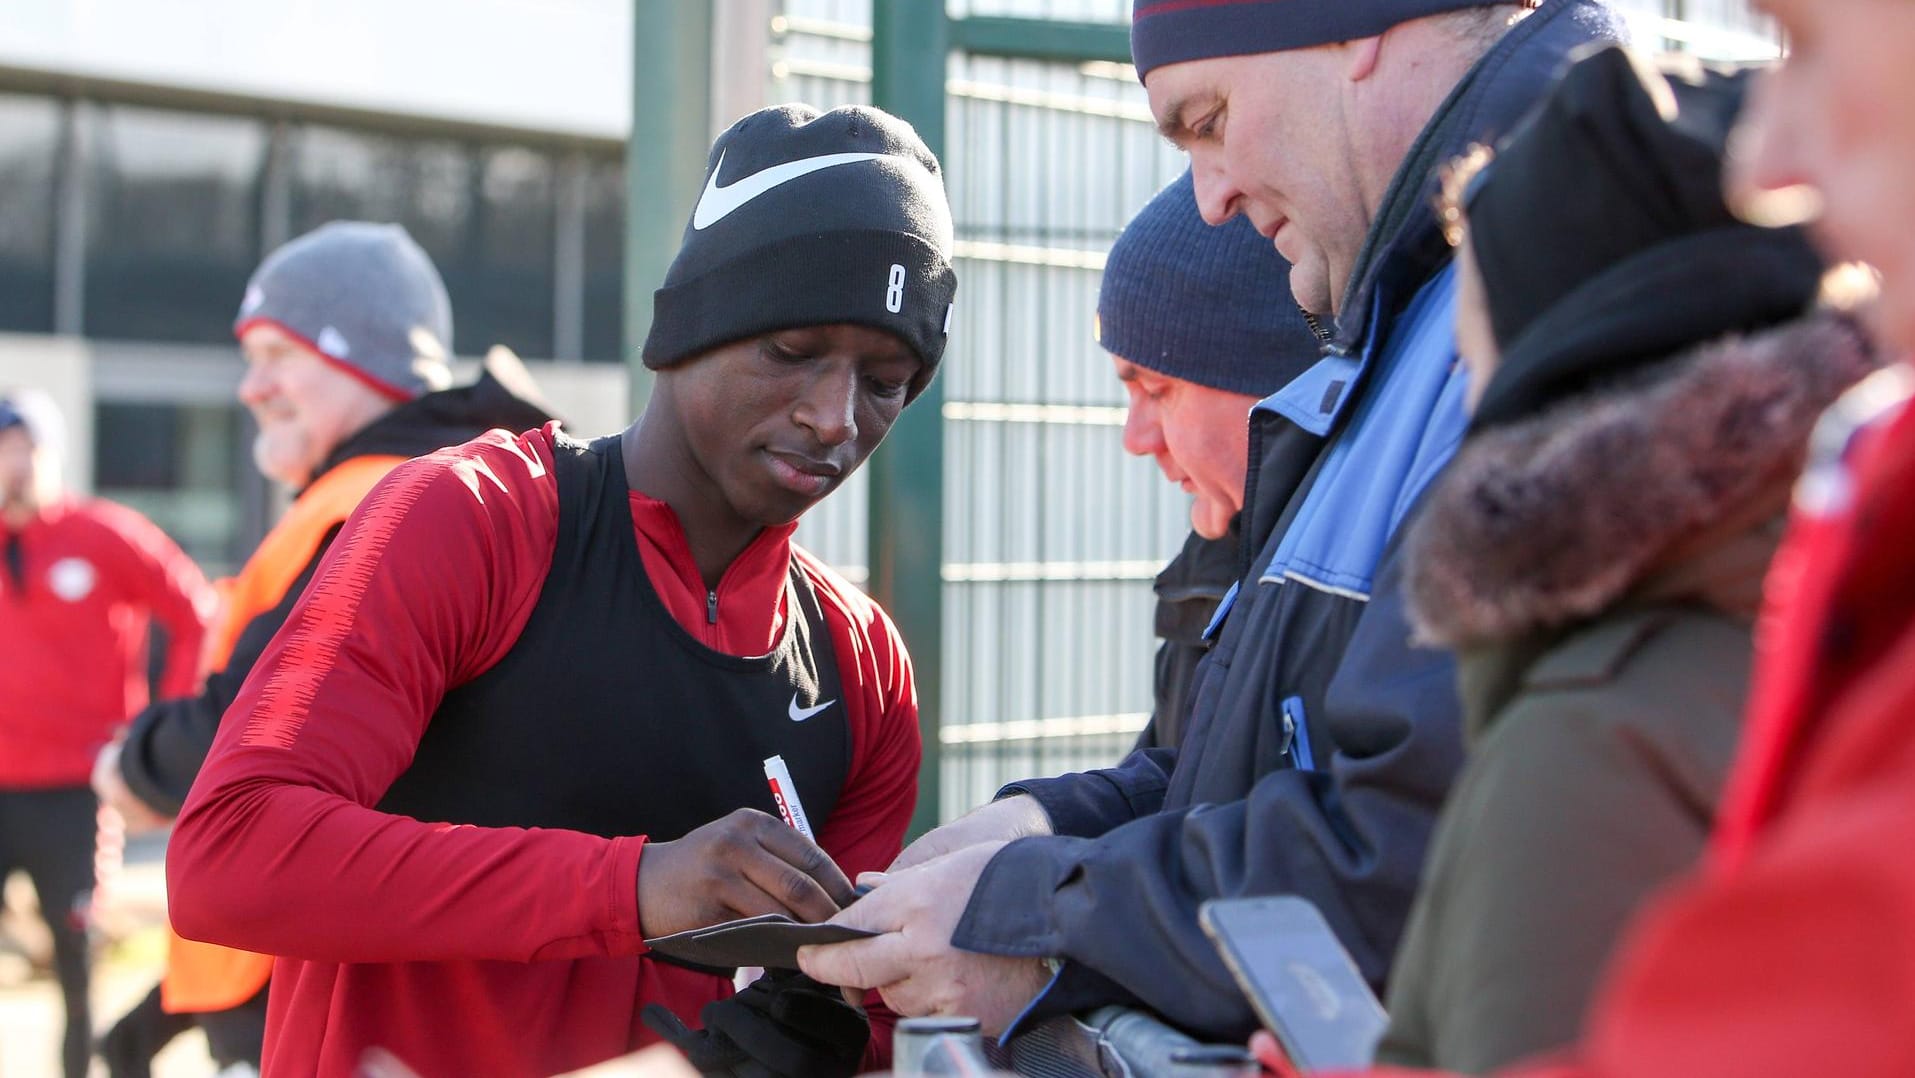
[763,754,815,840]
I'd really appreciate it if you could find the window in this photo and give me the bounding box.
[288,126,558,359]
[465,146,558,358]
[93,400,256,574]
[0,95,59,333]
[84,105,267,343]
[581,156,626,362]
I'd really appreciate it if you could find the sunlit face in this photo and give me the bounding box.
[667,324,922,530]
[1453,231,1501,412]
[1731,0,1915,350]
[237,323,398,489]
[1145,48,1364,316]
[1113,357,1259,539]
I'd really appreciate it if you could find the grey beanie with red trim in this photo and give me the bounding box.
[1130,0,1511,81]
[235,221,454,400]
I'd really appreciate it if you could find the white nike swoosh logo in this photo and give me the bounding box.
[692,149,890,230]
[789,694,837,722]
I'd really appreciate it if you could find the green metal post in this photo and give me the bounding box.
[948,16,1131,64]
[625,1,714,416]
[870,2,950,838]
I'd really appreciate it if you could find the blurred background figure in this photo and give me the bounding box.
[1097,169,1322,753]
[0,388,213,1078]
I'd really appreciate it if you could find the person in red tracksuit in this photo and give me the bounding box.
[0,389,213,1078]
[168,102,955,1077]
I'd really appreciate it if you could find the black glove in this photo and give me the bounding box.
[642,969,870,1078]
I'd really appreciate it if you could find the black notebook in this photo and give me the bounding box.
[643,914,878,970]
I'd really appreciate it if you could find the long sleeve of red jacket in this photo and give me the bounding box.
[98,499,213,699]
[166,429,649,963]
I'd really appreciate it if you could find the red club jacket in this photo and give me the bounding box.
[0,497,211,788]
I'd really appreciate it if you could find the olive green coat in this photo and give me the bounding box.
[1375,536,1767,1073]
[1376,315,1876,1074]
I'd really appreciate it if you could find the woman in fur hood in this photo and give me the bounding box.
[1372,47,1880,1075]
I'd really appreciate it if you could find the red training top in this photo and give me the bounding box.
[170,426,920,1077]
[0,497,211,788]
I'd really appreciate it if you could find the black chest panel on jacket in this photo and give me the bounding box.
[377,433,848,842]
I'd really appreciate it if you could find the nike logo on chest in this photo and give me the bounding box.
[789,693,837,722]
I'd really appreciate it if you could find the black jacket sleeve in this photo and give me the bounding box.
[951,543,1464,1041]
[118,529,336,816]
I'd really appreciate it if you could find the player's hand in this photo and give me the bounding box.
[638,808,856,939]
[887,793,1051,871]
[90,741,170,834]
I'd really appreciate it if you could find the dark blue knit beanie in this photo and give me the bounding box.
[1131,0,1505,81]
[1097,171,1321,398]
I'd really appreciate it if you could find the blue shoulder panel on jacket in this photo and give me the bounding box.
[1260,352,1366,438]
[1257,264,1468,600]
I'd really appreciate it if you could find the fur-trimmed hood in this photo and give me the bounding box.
[1408,312,1878,649]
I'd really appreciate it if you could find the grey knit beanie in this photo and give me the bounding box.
[1097,171,1322,398]
[235,221,454,400]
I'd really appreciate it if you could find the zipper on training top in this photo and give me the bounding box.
[2,531,25,599]
[706,588,718,625]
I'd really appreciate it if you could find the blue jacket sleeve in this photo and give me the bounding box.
[953,543,1465,1041]
[999,745,1179,839]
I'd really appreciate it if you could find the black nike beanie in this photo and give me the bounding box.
[642,104,958,401]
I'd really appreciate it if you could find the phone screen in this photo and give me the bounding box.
[1199,896,1387,1072]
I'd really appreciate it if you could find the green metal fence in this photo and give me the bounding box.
[625,1,1780,837]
